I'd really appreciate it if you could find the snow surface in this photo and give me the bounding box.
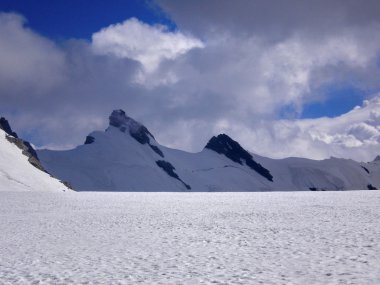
[1,191,379,284]
[0,129,69,192]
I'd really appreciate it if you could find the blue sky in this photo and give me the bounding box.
[0,0,379,161]
[0,0,175,40]
[302,86,368,119]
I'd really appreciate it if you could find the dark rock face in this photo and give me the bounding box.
[150,145,164,158]
[1,117,45,172]
[109,109,129,128]
[109,109,154,142]
[5,134,45,172]
[374,155,380,162]
[84,135,95,145]
[23,141,39,161]
[361,166,370,174]
[109,109,164,157]
[0,117,18,138]
[205,134,273,182]
[129,126,151,144]
[367,184,377,190]
[61,180,73,190]
[156,160,191,190]
[309,187,328,191]
[156,160,178,179]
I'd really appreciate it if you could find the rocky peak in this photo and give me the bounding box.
[109,109,136,129]
[205,134,243,160]
[0,117,18,138]
[108,109,164,157]
[374,155,380,162]
[109,109,154,143]
[205,134,273,182]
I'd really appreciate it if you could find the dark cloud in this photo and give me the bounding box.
[158,0,380,40]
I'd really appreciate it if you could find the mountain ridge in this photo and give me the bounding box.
[35,109,380,192]
[1,117,45,172]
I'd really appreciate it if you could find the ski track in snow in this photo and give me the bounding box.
[0,191,380,284]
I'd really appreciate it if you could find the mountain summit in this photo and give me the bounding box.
[109,109,154,142]
[108,109,164,157]
[205,134,273,182]
[0,117,18,138]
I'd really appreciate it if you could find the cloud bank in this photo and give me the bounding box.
[0,0,380,162]
[233,95,380,162]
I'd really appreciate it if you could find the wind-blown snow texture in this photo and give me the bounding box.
[0,128,69,192]
[0,191,379,284]
[38,110,380,192]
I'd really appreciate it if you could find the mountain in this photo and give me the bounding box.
[36,110,380,191]
[0,118,70,192]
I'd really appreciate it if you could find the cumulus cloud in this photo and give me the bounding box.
[217,95,380,162]
[91,18,204,72]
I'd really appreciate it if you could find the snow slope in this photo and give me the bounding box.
[38,110,380,191]
[1,191,379,284]
[0,128,69,192]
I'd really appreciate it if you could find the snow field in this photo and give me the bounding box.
[0,129,68,192]
[0,191,379,284]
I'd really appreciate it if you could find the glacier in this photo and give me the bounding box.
[0,191,379,284]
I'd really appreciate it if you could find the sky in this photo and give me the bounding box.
[0,0,380,162]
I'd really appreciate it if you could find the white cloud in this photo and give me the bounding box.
[91,18,204,72]
[257,30,379,106]
[348,123,379,141]
[219,95,380,162]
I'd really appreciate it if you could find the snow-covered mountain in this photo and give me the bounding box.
[36,110,380,191]
[0,118,70,192]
